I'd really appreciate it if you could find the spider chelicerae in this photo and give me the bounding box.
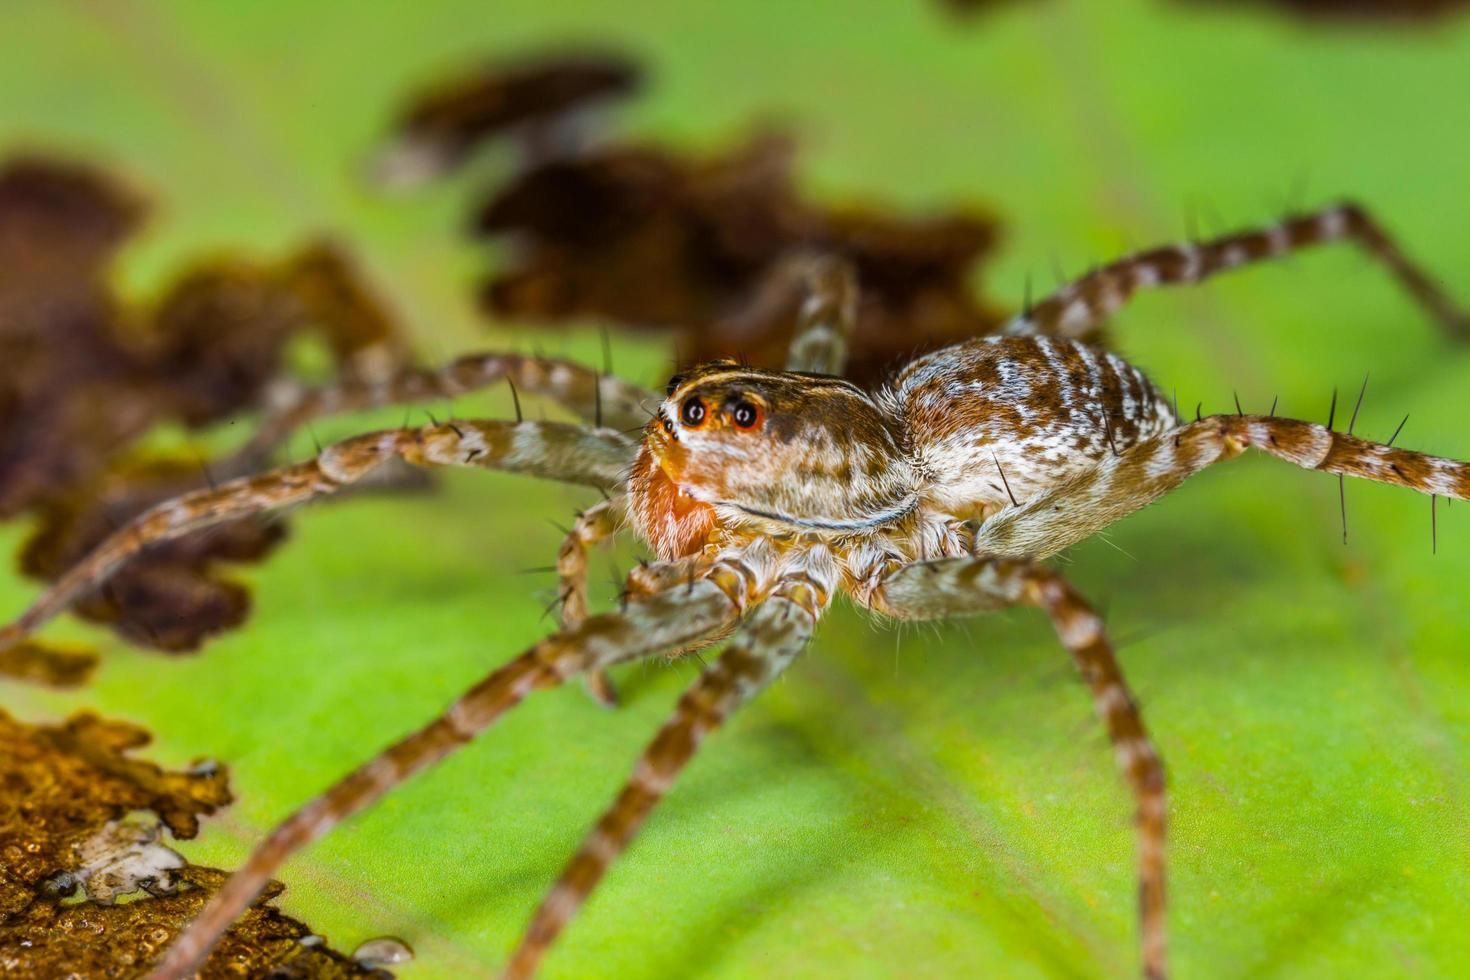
[4,202,1468,979]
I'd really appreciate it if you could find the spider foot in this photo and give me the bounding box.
[584,669,620,708]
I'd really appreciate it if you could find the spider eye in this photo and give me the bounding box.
[731,400,761,429]
[680,398,707,427]
[665,374,687,397]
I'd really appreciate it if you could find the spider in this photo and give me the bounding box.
[3,202,1468,979]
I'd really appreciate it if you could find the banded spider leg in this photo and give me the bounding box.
[972,414,1470,560]
[0,419,636,654]
[234,349,658,703]
[146,539,785,980]
[868,558,1165,979]
[556,496,629,705]
[233,351,658,470]
[783,253,858,376]
[1007,202,1470,341]
[864,417,1469,978]
[504,558,833,979]
[234,249,855,475]
[860,415,1470,979]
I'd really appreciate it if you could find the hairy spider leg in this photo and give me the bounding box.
[784,254,858,376]
[871,558,1165,980]
[145,543,778,980]
[504,564,831,979]
[971,415,1470,561]
[234,352,658,468]
[556,495,630,705]
[1006,203,1470,342]
[0,420,637,653]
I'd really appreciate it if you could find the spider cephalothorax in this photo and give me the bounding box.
[4,205,1469,980]
[631,359,919,559]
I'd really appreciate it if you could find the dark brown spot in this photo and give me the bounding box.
[383,55,1008,387]
[0,157,410,664]
[0,641,97,687]
[1178,0,1468,21]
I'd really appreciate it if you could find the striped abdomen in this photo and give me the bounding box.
[885,335,1176,519]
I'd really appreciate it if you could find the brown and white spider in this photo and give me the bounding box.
[3,202,1468,979]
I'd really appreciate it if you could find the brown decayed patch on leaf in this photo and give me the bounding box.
[0,709,230,917]
[937,0,1468,21]
[0,640,98,688]
[933,0,1025,16]
[378,54,1007,388]
[18,459,288,652]
[471,131,1007,387]
[0,159,155,521]
[374,51,641,188]
[1178,0,1468,20]
[0,709,396,978]
[0,157,408,659]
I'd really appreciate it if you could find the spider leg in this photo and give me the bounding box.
[1005,203,1470,342]
[0,419,636,653]
[869,557,1166,980]
[557,495,629,705]
[503,569,830,980]
[784,254,858,376]
[555,506,729,708]
[234,352,658,467]
[144,546,777,980]
[973,414,1470,561]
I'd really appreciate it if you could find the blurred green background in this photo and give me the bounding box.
[4,1,1470,977]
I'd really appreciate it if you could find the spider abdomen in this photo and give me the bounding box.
[886,336,1176,519]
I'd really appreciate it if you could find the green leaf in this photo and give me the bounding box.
[4,2,1470,977]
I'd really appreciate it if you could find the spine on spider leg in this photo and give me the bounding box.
[446,355,655,431]
[411,419,637,488]
[1005,202,1469,340]
[237,353,656,462]
[556,496,630,707]
[146,569,759,980]
[556,497,629,631]
[1010,221,1316,339]
[968,413,1470,563]
[970,422,1243,561]
[1230,415,1470,501]
[0,422,637,654]
[503,575,827,980]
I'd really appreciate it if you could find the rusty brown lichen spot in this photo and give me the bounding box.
[0,710,393,978]
[0,157,408,659]
[467,130,1007,387]
[0,709,230,917]
[374,52,641,188]
[4,866,396,979]
[0,640,98,687]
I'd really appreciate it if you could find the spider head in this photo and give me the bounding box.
[630,361,917,559]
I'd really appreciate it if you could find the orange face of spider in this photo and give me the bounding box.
[629,362,917,560]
